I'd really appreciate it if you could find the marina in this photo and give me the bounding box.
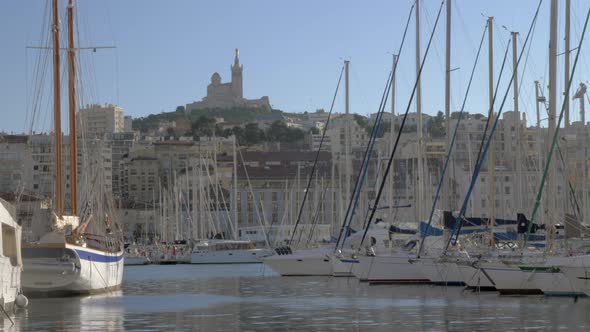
[4,0,590,330]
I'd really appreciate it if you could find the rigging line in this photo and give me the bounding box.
[472,38,512,176]
[417,22,488,258]
[337,70,393,250]
[526,6,590,244]
[288,66,344,246]
[516,17,539,110]
[237,145,271,249]
[447,0,543,251]
[335,2,415,252]
[359,0,445,247]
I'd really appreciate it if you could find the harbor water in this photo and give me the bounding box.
[4,264,590,331]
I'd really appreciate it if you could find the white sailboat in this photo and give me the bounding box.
[190,239,272,264]
[21,0,124,296]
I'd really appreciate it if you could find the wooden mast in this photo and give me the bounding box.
[52,0,64,217]
[67,0,78,215]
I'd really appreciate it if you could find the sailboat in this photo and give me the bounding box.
[21,0,124,295]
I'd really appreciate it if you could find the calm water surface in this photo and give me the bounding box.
[4,264,590,331]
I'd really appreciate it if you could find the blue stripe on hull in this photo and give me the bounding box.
[74,249,124,263]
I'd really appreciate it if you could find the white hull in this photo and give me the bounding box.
[356,254,430,283]
[544,255,590,297]
[191,248,273,264]
[331,255,357,277]
[0,199,23,309]
[22,243,124,295]
[0,257,21,310]
[456,262,495,290]
[262,248,332,276]
[420,259,464,286]
[124,256,149,266]
[480,262,543,295]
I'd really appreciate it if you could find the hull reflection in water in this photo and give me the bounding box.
[8,265,590,330]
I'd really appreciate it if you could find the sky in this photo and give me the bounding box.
[1,0,590,134]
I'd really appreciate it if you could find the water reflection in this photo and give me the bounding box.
[8,264,590,331]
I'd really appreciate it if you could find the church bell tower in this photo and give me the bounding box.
[231,48,243,99]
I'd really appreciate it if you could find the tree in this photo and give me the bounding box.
[176,105,186,113]
[191,115,216,137]
[244,123,265,145]
[365,121,391,138]
[427,111,445,138]
[309,126,320,135]
[353,114,369,128]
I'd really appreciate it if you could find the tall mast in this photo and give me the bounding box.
[233,135,238,240]
[52,0,64,217]
[344,60,351,224]
[581,85,588,224]
[444,0,452,211]
[67,0,78,215]
[534,80,544,225]
[487,16,495,246]
[564,0,571,129]
[512,31,522,214]
[416,0,424,221]
[547,0,558,240]
[389,54,398,221]
[563,0,571,218]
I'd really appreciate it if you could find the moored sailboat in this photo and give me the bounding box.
[21,0,124,296]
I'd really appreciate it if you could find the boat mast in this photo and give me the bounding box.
[52,0,64,217]
[416,0,424,222]
[444,0,452,212]
[547,0,558,248]
[573,84,588,223]
[565,0,571,129]
[344,60,351,227]
[487,16,495,246]
[233,135,238,240]
[563,0,571,218]
[67,0,78,215]
[512,31,522,214]
[389,54,398,221]
[534,80,544,225]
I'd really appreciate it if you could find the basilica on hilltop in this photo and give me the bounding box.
[185,49,272,112]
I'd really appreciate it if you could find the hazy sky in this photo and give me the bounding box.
[1,0,589,134]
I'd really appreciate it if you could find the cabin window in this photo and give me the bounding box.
[2,224,18,267]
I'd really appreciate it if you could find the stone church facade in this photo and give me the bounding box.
[186,49,272,112]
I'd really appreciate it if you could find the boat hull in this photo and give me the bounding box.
[420,260,465,286]
[124,256,149,266]
[262,249,332,276]
[356,254,430,284]
[481,262,543,295]
[22,244,124,296]
[456,262,495,290]
[190,248,273,264]
[0,257,21,310]
[331,255,357,277]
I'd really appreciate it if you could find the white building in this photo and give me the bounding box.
[77,103,125,138]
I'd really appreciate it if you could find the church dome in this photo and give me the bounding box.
[211,72,221,85]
